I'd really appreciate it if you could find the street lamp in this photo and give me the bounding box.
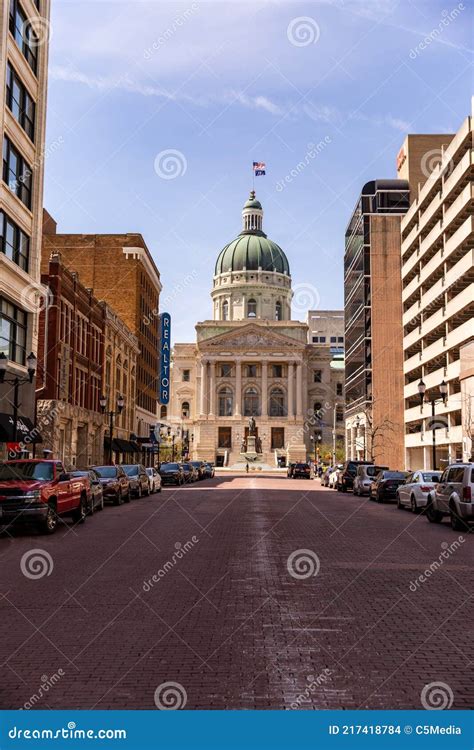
[0,352,37,448]
[100,393,124,465]
[418,378,448,470]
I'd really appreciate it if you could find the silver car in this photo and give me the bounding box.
[396,470,441,513]
[426,463,474,531]
[353,465,388,496]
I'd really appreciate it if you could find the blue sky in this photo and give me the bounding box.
[44,0,472,341]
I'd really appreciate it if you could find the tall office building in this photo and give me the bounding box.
[0,0,51,458]
[398,104,473,468]
[344,180,410,468]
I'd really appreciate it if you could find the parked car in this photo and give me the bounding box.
[353,465,388,496]
[369,470,408,503]
[146,467,162,493]
[189,461,206,480]
[426,463,474,531]
[121,464,149,498]
[321,466,333,487]
[70,468,104,513]
[93,465,130,505]
[337,460,372,492]
[287,463,296,478]
[0,459,89,534]
[202,462,215,479]
[293,462,312,479]
[181,462,198,483]
[159,462,185,486]
[396,470,441,513]
[328,465,343,489]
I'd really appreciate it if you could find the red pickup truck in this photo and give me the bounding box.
[0,459,89,534]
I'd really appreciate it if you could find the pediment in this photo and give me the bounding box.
[199,323,304,352]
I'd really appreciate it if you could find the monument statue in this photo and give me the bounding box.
[248,416,256,435]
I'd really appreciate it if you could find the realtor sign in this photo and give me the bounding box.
[159,313,171,405]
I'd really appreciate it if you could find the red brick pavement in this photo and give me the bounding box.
[0,474,472,710]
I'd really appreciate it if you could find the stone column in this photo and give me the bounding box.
[261,360,268,416]
[200,360,207,416]
[287,361,294,418]
[209,361,215,416]
[296,362,303,417]
[235,360,242,416]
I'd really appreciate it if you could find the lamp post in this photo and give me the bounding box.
[418,378,448,470]
[0,352,37,450]
[100,393,124,465]
[315,433,322,471]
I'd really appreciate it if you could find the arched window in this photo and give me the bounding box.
[269,387,286,417]
[275,301,282,321]
[313,402,323,419]
[222,300,229,320]
[247,298,257,318]
[181,401,190,419]
[218,387,233,417]
[160,405,167,419]
[244,386,259,416]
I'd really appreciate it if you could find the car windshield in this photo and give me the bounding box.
[70,471,88,478]
[122,466,139,476]
[145,468,153,476]
[295,464,309,469]
[181,465,191,471]
[94,466,117,478]
[190,462,201,468]
[163,463,179,470]
[422,473,440,482]
[383,471,406,479]
[1,462,54,481]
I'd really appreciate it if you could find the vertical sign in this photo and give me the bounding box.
[159,313,171,405]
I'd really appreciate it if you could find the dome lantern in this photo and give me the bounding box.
[242,190,264,234]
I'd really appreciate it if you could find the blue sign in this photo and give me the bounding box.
[159,312,171,405]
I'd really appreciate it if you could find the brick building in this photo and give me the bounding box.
[42,219,162,442]
[36,252,106,466]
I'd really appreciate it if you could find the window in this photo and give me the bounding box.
[219,363,232,377]
[9,0,38,73]
[271,427,285,449]
[336,383,343,396]
[0,211,29,271]
[338,336,344,343]
[313,370,322,383]
[247,298,257,318]
[181,401,190,418]
[275,301,282,320]
[336,408,344,422]
[218,426,232,448]
[313,402,323,418]
[222,300,229,320]
[3,137,32,208]
[182,369,190,382]
[330,336,337,343]
[218,387,233,416]
[0,297,27,365]
[6,64,35,141]
[243,386,259,416]
[160,405,167,419]
[269,387,286,417]
[246,364,257,378]
[272,364,282,378]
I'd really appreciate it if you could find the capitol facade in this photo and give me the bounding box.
[167,192,344,468]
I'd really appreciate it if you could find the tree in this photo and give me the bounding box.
[357,406,396,463]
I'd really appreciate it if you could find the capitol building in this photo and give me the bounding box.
[167,192,345,468]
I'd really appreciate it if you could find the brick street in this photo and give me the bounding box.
[1,475,472,710]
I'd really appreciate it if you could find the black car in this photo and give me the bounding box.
[159,462,185,486]
[370,471,408,503]
[70,469,104,513]
[202,462,215,479]
[121,464,150,498]
[181,463,198,483]
[189,461,206,480]
[93,465,130,505]
[337,461,372,492]
[287,463,296,478]
[293,462,311,479]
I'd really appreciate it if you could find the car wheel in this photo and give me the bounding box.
[376,491,383,504]
[450,507,468,532]
[396,493,403,509]
[41,502,58,535]
[411,496,418,514]
[426,499,442,523]
[72,494,87,524]
[99,496,104,511]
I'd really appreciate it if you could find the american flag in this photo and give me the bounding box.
[253,161,266,176]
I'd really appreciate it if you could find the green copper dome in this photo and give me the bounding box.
[215,235,290,275]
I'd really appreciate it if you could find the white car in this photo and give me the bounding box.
[146,467,162,494]
[396,470,441,513]
[426,463,474,530]
[328,465,342,489]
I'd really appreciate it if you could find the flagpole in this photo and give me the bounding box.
[252,163,254,192]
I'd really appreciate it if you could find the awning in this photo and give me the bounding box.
[104,437,139,453]
[0,413,42,444]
